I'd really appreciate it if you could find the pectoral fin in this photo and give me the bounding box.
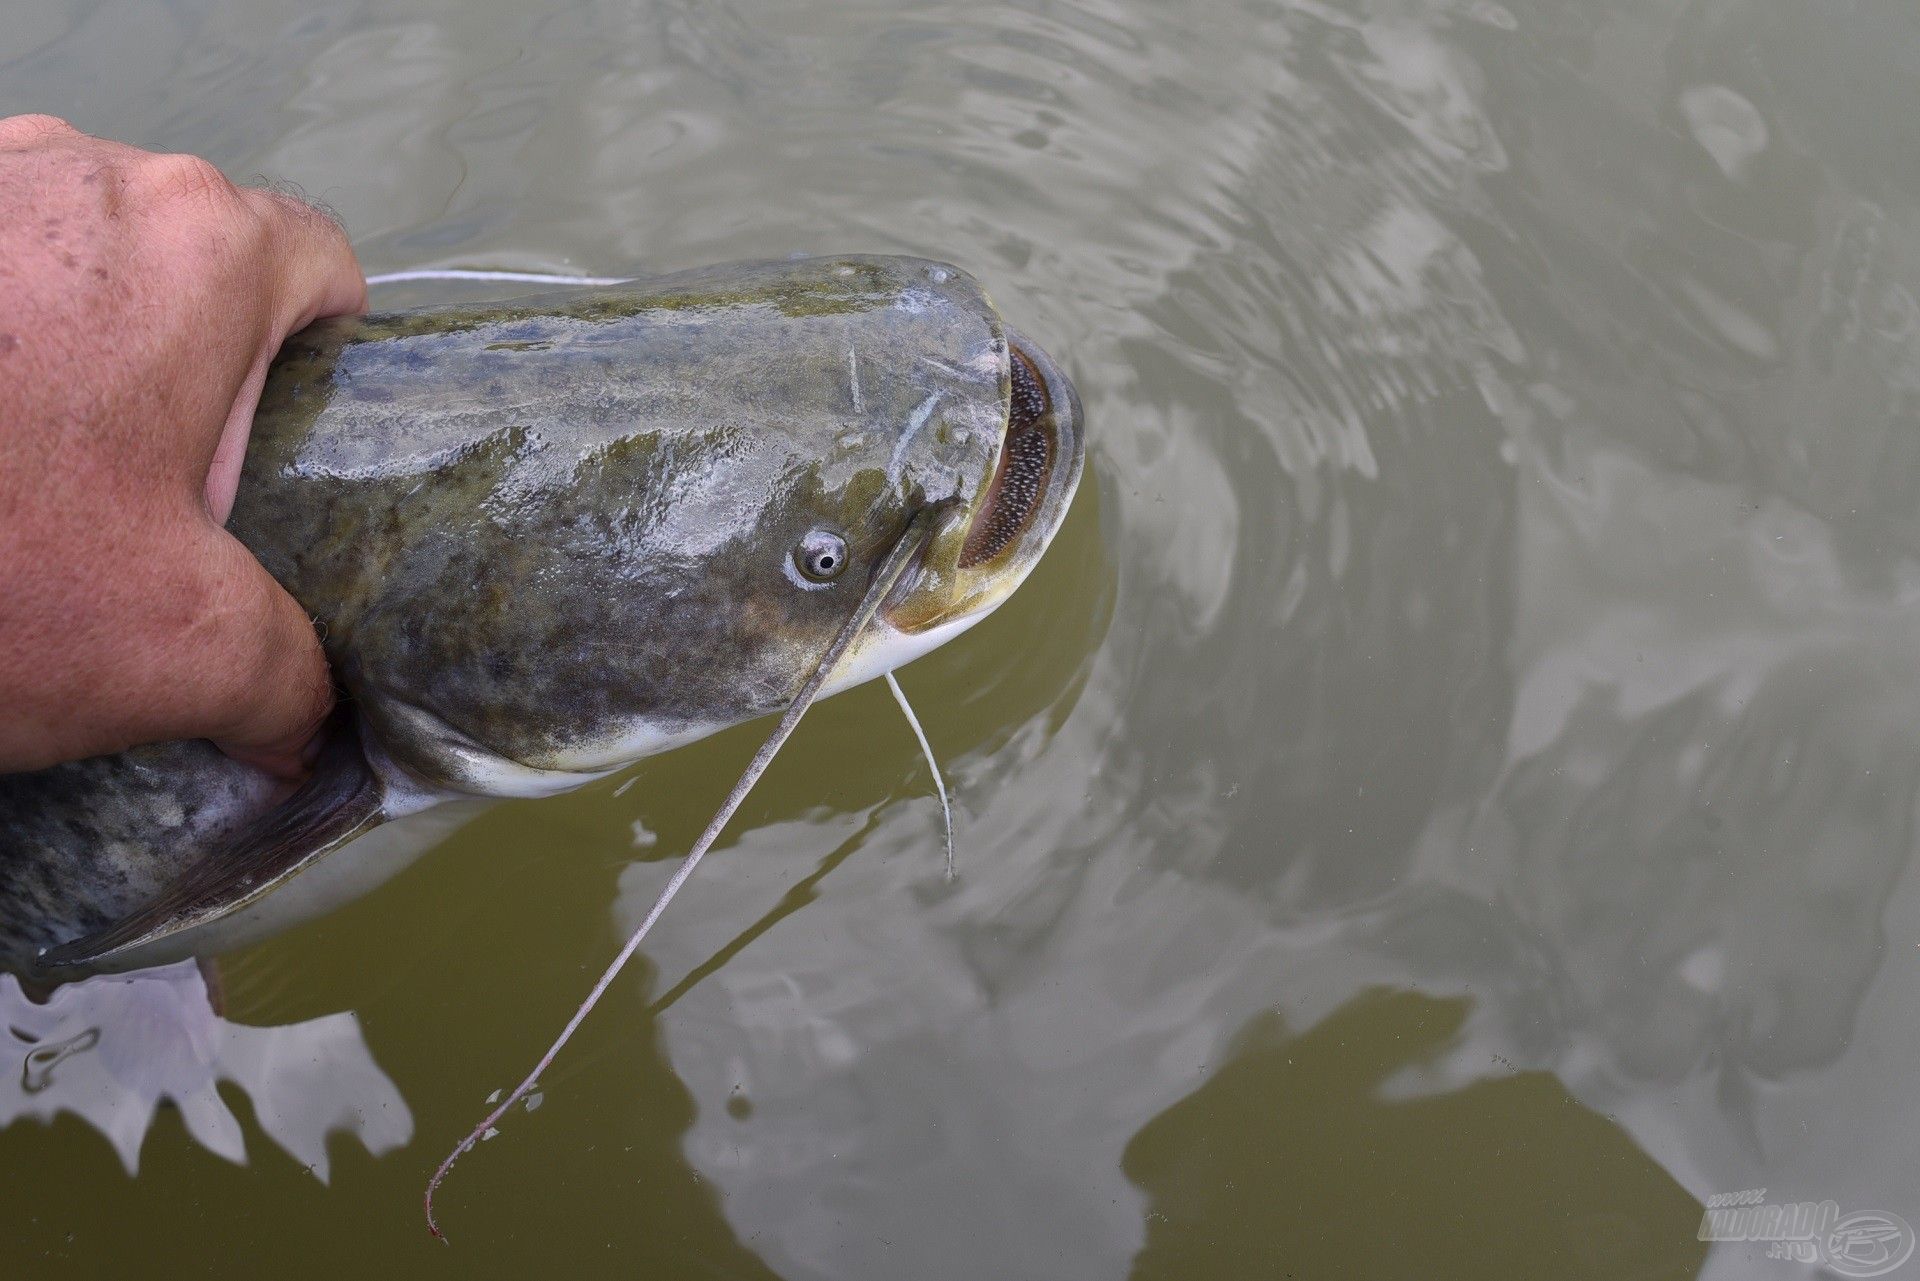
[38,722,387,972]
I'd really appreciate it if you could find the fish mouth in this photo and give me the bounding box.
[875,324,1081,638]
[958,329,1083,570]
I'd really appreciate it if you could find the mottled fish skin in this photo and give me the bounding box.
[241,255,1007,787]
[0,255,1080,972]
[0,743,280,967]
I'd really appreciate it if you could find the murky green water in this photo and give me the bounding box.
[9,0,1920,1276]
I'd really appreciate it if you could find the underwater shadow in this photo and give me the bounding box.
[1122,989,1707,1281]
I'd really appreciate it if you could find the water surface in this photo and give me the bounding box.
[7,1,1920,1276]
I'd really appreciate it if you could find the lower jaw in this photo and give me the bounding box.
[826,607,995,695]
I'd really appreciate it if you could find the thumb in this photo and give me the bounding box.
[185,527,337,779]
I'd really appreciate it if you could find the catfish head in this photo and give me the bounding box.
[29,255,1082,970]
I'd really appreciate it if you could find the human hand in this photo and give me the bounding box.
[0,115,366,779]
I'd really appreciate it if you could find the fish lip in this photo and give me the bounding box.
[877,325,1082,635]
[957,327,1084,570]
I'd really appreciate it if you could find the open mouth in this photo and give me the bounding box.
[959,337,1064,568]
[880,325,1082,637]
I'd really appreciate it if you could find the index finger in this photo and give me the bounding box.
[244,185,368,331]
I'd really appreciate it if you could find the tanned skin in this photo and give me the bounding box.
[0,114,365,779]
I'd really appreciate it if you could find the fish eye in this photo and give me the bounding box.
[794,529,849,582]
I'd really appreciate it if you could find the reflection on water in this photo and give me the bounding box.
[7,0,1920,1275]
[0,963,409,1179]
[1123,992,1706,1280]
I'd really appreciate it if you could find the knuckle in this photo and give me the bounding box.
[236,186,312,247]
[0,113,80,146]
[244,185,350,260]
[133,151,242,213]
[248,180,324,221]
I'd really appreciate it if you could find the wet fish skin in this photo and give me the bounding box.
[240,255,1007,790]
[0,255,1084,972]
[0,741,280,965]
